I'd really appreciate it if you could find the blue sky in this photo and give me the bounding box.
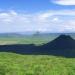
[0,0,75,13]
[0,0,75,33]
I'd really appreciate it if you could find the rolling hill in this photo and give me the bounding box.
[0,35,75,57]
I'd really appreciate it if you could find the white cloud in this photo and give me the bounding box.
[37,12,52,21]
[52,0,75,5]
[52,17,59,22]
[0,10,75,33]
[9,10,18,15]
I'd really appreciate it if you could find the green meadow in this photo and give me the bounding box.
[0,35,57,45]
[0,52,75,75]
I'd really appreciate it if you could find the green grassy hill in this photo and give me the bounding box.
[0,34,75,75]
[0,52,75,75]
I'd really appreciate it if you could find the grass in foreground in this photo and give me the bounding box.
[0,52,75,75]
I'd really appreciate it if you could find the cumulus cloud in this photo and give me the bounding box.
[0,10,75,33]
[52,0,75,5]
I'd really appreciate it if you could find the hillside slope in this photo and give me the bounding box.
[0,52,75,75]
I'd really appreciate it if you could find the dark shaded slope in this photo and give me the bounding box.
[0,44,38,54]
[40,35,75,57]
[41,35,75,49]
[0,35,75,57]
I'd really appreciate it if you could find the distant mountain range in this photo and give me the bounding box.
[0,32,75,37]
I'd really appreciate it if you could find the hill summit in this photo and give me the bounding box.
[42,34,75,50]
